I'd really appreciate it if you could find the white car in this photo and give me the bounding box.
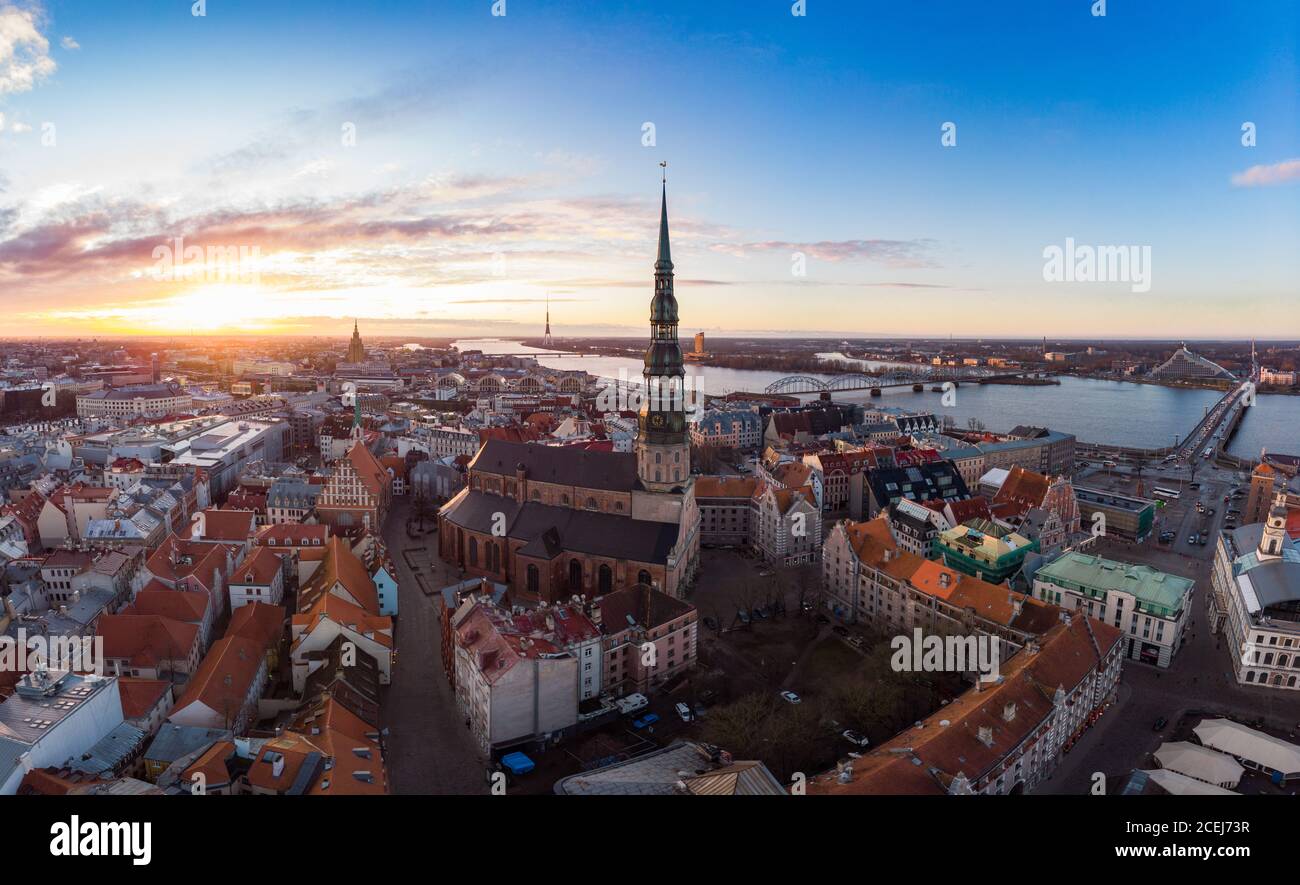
[842,729,870,747]
[779,690,801,705]
[675,702,693,722]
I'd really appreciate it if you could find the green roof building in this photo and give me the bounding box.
[1032,551,1192,668]
[932,519,1038,585]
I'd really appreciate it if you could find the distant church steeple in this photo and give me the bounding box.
[346,319,365,363]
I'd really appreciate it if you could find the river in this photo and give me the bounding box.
[448,338,1298,454]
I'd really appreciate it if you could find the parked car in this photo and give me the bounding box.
[675,702,693,723]
[703,616,719,631]
[633,713,660,730]
[842,729,870,747]
[832,625,849,637]
[616,693,650,716]
[1153,716,1168,731]
[779,690,801,705]
[1187,533,1198,546]
[848,635,865,649]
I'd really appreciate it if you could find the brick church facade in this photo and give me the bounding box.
[438,177,701,602]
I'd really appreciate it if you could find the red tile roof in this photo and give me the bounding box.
[124,587,210,622]
[173,635,266,720]
[96,614,199,669]
[118,677,172,720]
[195,508,257,542]
[226,602,285,653]
[230,546,282,586]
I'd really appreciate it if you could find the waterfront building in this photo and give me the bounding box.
[975,429,1075,478]
[1032,551,1192,667]
[1073,485,1155,542]
[1149,345,1233,381]
[1260,367,1297,386]
[1208,494,1300,690]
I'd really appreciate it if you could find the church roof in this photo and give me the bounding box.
[442,490,678,564]
[470,439,642,492]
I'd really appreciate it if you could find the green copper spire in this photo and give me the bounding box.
[656,174,672,270]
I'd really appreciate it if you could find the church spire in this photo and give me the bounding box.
[656,162,672,270]
[637,166,688,492]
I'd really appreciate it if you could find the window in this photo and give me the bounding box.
[599,564,612,594]
[468,537,478,567]
[569,559,583,590]
[527,564,539,595]
[638,569,652,587]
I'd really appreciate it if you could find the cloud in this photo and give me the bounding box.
[714,238,940,268]
[1231,158,1300,187]
[0,3,56,94]
[59,35,77,50]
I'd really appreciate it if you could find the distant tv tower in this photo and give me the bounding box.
[542,292,554,348]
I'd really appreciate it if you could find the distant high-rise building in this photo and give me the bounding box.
[346,320,366,363]
[542,294,554,348]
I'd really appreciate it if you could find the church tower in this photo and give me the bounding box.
[636,169,690,492]
[1258,492,1290,560]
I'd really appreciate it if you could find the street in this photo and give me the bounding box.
[379,496,486,795]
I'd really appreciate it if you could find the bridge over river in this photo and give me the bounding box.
[763,367,1049,395]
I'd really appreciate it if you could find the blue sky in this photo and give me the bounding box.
[0,0,1295,338]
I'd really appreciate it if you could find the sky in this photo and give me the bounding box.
[0,0,1295,340]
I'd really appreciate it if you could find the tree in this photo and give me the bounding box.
[411,493,436,531]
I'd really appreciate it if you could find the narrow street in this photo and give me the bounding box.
[379,496,486,795]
